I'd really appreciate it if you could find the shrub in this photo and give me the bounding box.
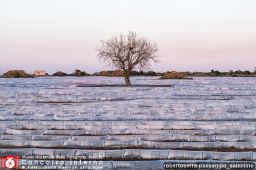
[52,71,68,76]
[160,71,190,79]
[2,70,30,78]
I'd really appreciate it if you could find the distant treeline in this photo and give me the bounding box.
[185,70,256,77]
[1,69,256,78]
[94,69,256,77]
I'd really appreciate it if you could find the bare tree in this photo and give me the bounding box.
[96,31,159,86]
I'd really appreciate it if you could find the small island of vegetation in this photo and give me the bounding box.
[1,69,255,79]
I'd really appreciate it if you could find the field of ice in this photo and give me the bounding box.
[0,76,255,169]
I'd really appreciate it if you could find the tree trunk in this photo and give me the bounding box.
[124,72,131,86]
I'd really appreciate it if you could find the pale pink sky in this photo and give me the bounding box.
[0,0,256,74]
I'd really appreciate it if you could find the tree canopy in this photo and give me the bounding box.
[96,31,159,86]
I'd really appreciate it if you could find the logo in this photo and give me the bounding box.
[1,155,20,169]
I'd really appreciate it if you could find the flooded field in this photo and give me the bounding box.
[0,76,255,169]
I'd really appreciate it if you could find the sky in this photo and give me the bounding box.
[0,0,256,74]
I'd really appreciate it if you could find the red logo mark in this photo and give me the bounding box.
[1,155,20,169]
